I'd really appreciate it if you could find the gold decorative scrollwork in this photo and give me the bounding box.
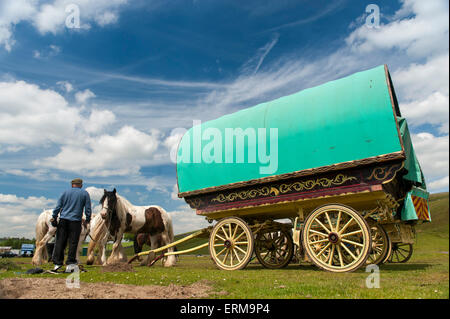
[186,198,203,208]
[367,166,396,181]
[211,174,356,203]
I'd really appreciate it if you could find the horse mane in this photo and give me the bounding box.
[99,194,106,205]
[116,194,134,210]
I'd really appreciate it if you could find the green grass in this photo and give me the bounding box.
[1,192,448,299]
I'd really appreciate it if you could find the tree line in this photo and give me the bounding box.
[0,237,35,249]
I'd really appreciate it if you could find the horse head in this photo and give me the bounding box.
[100,188,117,221]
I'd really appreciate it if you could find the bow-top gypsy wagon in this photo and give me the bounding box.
[133,65,431,273]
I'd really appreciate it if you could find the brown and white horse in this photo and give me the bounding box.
[32,210,90,266]
[98,189,176,266]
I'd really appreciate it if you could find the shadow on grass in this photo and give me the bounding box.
[379,263,434,272]
[245,262,434,273]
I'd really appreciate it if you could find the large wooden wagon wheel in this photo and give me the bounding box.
[255,228,294,269]
[366,222,391,265]
[387,243,413,263]
[302,204,372,272]
[209,217,254,271]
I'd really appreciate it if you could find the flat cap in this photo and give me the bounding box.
[71,178,83,184]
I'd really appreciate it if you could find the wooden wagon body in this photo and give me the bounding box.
[172,65,431,272]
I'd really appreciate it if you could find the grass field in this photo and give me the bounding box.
[1,192,448,299]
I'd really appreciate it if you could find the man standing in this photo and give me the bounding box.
[50,178,91,273]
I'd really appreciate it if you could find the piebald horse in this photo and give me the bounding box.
[32,210,90,266]
[98,189,176,266]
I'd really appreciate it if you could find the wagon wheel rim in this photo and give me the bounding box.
[366,224,390,265]
[209,217,254,271]
[302,204,371,272]
[255,229,294,269]
[388,243,413,263]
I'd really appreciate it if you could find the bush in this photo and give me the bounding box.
[0,259,20,271]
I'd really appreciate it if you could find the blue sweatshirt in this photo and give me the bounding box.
[52,187,92,222]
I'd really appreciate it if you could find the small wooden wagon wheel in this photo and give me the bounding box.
[366,223,391,265]
[209,217,254,271]
[255,228,294,269]
[388,243,413,263]
[302,204,371,272]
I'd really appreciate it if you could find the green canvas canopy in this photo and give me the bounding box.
[177,65,425,196]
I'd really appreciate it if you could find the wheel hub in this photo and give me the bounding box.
[328,232,340,244]
[224,240,232,248]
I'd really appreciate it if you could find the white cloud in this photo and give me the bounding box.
[85,186,104,202]
[240,34,279,75]
[33,44,61,59]
[1,168,60,181]
[56,80,74,93]
[0,0,129,51]
[428,176,449,191]
[0,80,81,146]
[95,11,118,27]
[346,0,449,59]
[167,205,210,235]
[411,133,449,186]
[171,183,181,201]
[0,0,37,51]
[75,88,96,104]
[400,91,449,132]
[393,54,449,102]
[36,126,161,176]
[0,79,167,177]
[83,109,116,134]
[0,193,56,238]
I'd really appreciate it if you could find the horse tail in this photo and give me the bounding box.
[32,210,50,266]
[87,214,106,265]
[163,212,177,267]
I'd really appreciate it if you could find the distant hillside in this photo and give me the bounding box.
[418,192,449,235]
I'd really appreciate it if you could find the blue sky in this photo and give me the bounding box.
[0,0,448,237]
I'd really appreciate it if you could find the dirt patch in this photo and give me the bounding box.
[0,278,217,299]
[101,263,135,272]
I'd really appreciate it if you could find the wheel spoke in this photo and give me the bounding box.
[310,238,329,245]
[222,249,230,264]
[316,242,331,257]
[341,238,364,248]
[234,230,246,242]
[233,249,241,263]
[215,234,226,242]
[328,245,335,265]
[232,224,238,239]
[338,217,354,235]
[216,246,227,257]
[340,243,357,261]
[221,226,229,240]
[325,212,334,232]
[337,245,344,267]
[234,245,247,255]
[315,218,331,234]
[230,248,233,266]
[335,211,342,232]
[341,229,363,237]
[309,229,328,237]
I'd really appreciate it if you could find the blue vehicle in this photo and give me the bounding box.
[20,244,35,257]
